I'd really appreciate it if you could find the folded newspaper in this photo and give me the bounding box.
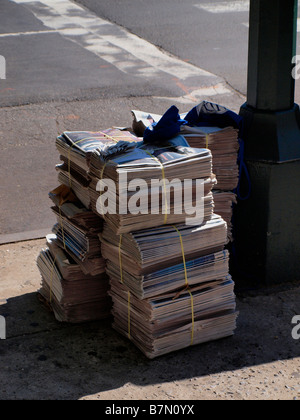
[36,114,239,357]
[100,214,228,277]
[89,135,217,234]
[37,235,111,323]
[131,108,239,191]
[106,249,230,300]
[110,276,238,359]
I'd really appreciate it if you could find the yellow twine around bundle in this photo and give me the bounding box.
[67,137,93,188]
[98,130,136,143]
[50,204,66,302]
[205,134,209,150]
[172,225,194,346]
[98,161,108,219]
[145,151,168,224]
[172,225,188,288]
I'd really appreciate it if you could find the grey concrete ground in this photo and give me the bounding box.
[1,238,300,401]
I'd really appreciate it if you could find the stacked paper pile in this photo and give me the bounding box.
[36,123,238,358]
[88,135,217,234]
[90,137,238,358]
[132,109,239,240]
[100,218,237,359]
[36,128,138,323]
[180,126,238,240]
[180,126,239,190]
[37,234,110,323]
[36,185,111,323]
[55,129,139,209]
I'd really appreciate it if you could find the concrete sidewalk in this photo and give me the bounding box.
[1,238,300,400]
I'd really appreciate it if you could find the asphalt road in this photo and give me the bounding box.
[76,0,300,98]
[0,0,230,107]
[1,0,300,238]
[75,0,251,96]
[2,0,300,107]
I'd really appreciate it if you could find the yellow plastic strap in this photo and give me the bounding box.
[100,161,107,181]
[98,131,134,142]
[67,138,91,188]
[187,288,195,346]
[172,225,194,345]
[145,151,168,224]
[205,134,209,149]
[172,225,188,287]
[98,161,108,219]
[51,205,66,301]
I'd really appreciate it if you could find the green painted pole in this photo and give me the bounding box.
[234,0,300,287]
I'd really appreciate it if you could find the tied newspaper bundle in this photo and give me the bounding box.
[100,216,237,359]
[36,128,139,323]
[88,135,217,234]
[55,128,140,209]
[36,185,110,323]
[37,235,110,323]
[36,113,238,358]
[88,128,239,358]
[132,102,241,240]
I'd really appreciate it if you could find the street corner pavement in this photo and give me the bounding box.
[1,238,300,400]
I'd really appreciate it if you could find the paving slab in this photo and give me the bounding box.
[1,239,300,400]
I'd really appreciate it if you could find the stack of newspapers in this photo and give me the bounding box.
[180,126,238,240]
[37,234,110,323]
[36,124,238,358]
[88,135,217,234]
[36,192,111,322]
[180,126,239,191]
[100,216,237,359]
[36,128,138,323]
[88,133,238,359]
[131,109,239,240]
[55,128,139,209]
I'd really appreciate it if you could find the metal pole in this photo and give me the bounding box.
[234,0,300,287]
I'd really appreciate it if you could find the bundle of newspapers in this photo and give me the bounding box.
[86,127,237,358]
[36,116,238,357]
[36,183,111,323]
[37,234,110,323]
[55,128,140,209]
[88,135,217,234]
[132,105,239,240]
[101,215,238,359]
[36,130,137,323]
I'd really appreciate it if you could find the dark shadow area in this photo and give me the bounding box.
[1,286,300,400]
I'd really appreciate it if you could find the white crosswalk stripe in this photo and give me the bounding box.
[194,1,249,14]
[196,1,300,33]
[10,0,234,103]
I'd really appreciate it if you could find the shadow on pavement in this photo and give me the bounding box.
[1,285,300,400]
